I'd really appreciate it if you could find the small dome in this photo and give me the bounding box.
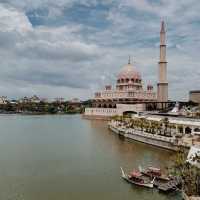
[117,63,141,80]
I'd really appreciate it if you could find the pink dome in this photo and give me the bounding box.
[117,63,141,80]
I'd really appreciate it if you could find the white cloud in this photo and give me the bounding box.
[0,4,32,33]
[0,1,199,101]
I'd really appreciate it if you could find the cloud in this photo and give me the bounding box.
[0,4,32,33]
[0,1,199,101]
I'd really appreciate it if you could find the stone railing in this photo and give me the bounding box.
[125,128,175,143]
[94,90,156,100]
[109,121,176,143]
[84,108,117,116]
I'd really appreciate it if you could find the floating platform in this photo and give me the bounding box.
[157,177,182,193]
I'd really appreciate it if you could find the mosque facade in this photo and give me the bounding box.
[84,21,168,118]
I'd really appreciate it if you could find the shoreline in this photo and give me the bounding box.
[108,121,183,151]
[0,112,82,116]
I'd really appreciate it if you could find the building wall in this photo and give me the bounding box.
[94,90,156,101]
[84,108,117,117]
[189,91,200,104]
[84,103,145,117]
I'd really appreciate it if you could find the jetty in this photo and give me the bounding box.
[157,177,182,193]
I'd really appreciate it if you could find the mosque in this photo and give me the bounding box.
[84,21,169,118]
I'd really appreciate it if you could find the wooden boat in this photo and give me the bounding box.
[139,166,170,181]
[120,167,155,188]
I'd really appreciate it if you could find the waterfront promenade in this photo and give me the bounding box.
[108,114,200,151]
[109,120,179,151]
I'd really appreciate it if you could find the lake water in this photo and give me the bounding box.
[0,114,181,200]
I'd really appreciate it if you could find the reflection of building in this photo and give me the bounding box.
[84,21,169,118]
[189,90,200,104]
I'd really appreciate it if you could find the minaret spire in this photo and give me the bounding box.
[128,55,131,64]
[157,20,168,105]
[160,20,165,33]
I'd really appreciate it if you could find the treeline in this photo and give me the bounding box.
[0,100,91,114]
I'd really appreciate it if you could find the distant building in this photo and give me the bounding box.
[19,96,29,103]
[187,146,200,168]
[40,98,49,103]
[189,90,200,104]
[70,98,81,103]
[0,96,8,104]
[10,99,17,104]
[18,95,41,103]
[54,98,65,103]
[30,95,40,103]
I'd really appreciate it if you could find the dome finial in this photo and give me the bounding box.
[128,55,131,64]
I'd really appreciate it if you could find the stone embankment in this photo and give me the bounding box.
[108,121,180,151]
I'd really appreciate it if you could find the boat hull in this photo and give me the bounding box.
[120,167,154,188]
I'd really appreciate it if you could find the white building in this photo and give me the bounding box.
[187,146,200,168]
[0,96,8,104]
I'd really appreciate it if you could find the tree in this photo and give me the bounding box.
[170,149,200,196]
[161,117,169,136]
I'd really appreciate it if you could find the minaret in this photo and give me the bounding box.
[157,21,168,103]
[128,55,131,64]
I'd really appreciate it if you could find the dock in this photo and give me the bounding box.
[157,177,182,193]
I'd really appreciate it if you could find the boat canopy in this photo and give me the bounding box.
[130,171,142,177]
[148,167,161,172]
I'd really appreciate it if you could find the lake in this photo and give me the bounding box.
[0,114,181,200]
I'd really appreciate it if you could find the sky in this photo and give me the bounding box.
[0,0,200,100]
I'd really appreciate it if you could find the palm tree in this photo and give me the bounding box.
[151,122,158,134]
[157,122,162,135]
[161,117,169,136]
[139,119,144,132]
[178,125,184,136]
[170,150,200,196]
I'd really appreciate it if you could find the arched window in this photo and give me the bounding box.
[131,78,134,83]
[126,78,129,83]
[121,79,124,83]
